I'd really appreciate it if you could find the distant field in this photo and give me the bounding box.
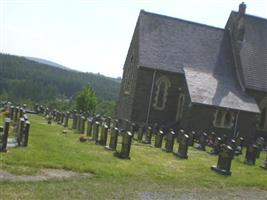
[0,114,267,200]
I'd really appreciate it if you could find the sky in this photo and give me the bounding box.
[1,0,267,78]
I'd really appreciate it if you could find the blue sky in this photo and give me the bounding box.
[1,0,267,78]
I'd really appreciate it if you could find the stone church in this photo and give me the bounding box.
[117,3,267,141]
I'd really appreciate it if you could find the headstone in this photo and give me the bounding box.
[211,144,234,176]
[152,123,159,136]
[209,137,223,155]
[21,121,30,147]
[196,132,207,151]
[60,112,65,125]
[99,125,109,146]
[17,118,25,146]
[105,127,119,151]
[79,116,86,134]
[235,137,244,155]
[228,139,236,152]
[154,129,164,148]
[177,129,185,143]
[91,121,100,142]
[137,125,146,142]
[260,153,267,170]
[207,132,216,147]
[244,144,258,165]
[113,119,119,129]
[114,131,133,159]
[174,133,189,159]
[222,134,229,144]
[64,112,70,128]
[162,130,176,153]
[48,114,52,124]
[14,107,19,122]
[188,131,195,146]
[143,126,152,144]
[105,117,111,129]
[72,113,77,129]
[10,106,14,121]
[130,123,137,139]
[0,118,11,152]
[19,107,24,118]
[76,114,81,131]
[256,137,265,158]
[86,118,93,137]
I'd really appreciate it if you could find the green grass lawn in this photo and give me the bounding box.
[0,114,267,199]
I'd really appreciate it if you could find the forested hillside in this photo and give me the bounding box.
[0,53,121,103]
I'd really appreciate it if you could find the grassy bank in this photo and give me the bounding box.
[0,114,266,199]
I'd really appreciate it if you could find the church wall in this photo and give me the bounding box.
[185,104,256,143]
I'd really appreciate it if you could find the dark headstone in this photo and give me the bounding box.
[64,112,70,128]
[152,123,159,135]
[228,139,237,152]
[79,116,86,134]
[21,121,30,147]
[14,107,19,122]
[86,118,93,137]
[256,137,265,158]
[211,144,234,176]
[91,121,100,142]
[162,130,176,153]
[188,131,195,146]
[235,137,244,155]
[60,112,65,125]
[209,137,223,155]
[99,125,109,146]
[17,118,25,146]
[105,127,119,151]
[48,114,52,124]
[177,129,184,143]
[113,119,119,129]
[10,106,14,120]
[207,132,216,147]
[114,131,133,159]
[0,118,11,152]
[143,126,152,144]
[154,129,164,148]
[260,153,267,170]
[244,144,258,165]
[72,113,77,129]
[105,117,111,129]
[222,134,229,144]
[174,133,189,159]
[196,132,207,151]
[137,125,146,142]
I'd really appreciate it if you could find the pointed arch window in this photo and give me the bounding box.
[153,76,171,110]
[213,110,235,128]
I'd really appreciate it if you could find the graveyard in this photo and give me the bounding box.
[1,111,267,199]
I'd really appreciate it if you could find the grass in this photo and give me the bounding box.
[0,113,267,199]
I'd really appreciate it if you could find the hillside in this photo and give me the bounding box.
[25,56,71,71]
[0,53,121,102]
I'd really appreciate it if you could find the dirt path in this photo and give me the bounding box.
[0,168,92,182]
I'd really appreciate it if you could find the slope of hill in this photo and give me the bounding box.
[0,53,121,102]
[25,56,71,71]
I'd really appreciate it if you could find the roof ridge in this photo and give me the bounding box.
[140,9,224,31]
[231,11,267,22]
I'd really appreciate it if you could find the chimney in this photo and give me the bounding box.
[239,2,246,15]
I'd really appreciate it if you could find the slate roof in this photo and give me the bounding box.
[233,12,267,92]
[137,10,260,113]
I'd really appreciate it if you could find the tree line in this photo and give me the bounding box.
[0,53,121,116]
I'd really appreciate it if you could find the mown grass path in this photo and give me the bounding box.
[0,114,267,199]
